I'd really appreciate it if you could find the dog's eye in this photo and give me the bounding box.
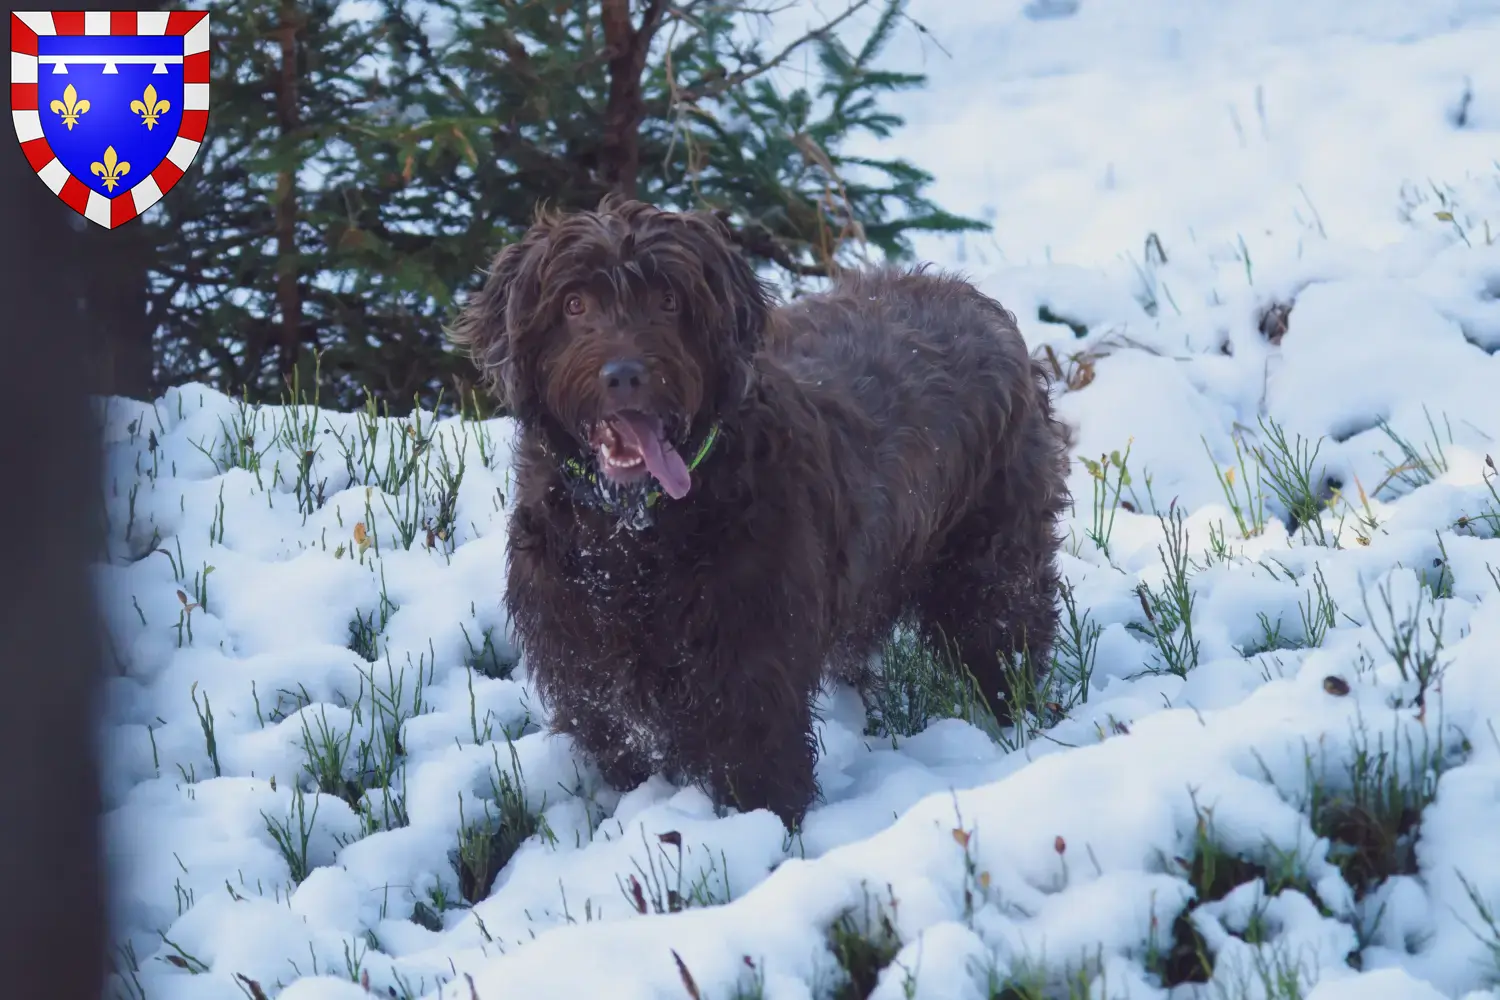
[661,291,679,313]
[564,294,586,316]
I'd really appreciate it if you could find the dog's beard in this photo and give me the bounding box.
[589,472,657,532]
[594,473,651,503]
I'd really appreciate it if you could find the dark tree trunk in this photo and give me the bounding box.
[598,0,668,198]
[0,20,108,1000]
[274,0,303,380]
[82,217,155,398]
[54,0,162,400]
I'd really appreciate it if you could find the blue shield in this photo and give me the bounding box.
[36,34,186,200]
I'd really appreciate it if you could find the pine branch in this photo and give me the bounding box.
[667,0,875,105]
[717,214,833,278]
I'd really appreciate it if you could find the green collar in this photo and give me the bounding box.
[559,421,722,525]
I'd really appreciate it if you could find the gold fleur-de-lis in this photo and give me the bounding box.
[129,84,170,130]
[90,146,130,192]
[49,83,90,130]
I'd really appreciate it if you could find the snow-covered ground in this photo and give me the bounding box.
[95,2,1500,998]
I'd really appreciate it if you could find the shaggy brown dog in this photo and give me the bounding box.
[451,199,1070,828]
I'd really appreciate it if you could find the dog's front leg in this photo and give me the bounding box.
[662,519,834,829]
[668,604,824,831]
[547,684,655,794]
[505,507,657,796]
[705,685,820,831]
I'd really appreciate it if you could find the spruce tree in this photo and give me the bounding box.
[146,0,986,412]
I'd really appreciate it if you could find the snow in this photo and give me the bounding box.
[95,1,1500,997]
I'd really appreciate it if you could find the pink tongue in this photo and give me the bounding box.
[612,415,692,499]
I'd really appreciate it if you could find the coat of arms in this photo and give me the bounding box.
[10,10,209,229]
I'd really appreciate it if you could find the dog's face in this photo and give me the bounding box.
[452,200,770,500]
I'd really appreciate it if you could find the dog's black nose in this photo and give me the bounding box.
[599,358,647,393]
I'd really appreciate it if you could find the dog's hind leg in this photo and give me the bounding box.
[914,533,1062,725]
[913,449,1068,725]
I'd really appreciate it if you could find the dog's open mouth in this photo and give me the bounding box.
[590,412,692,500]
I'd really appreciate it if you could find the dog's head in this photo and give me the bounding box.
[451,198,770,501]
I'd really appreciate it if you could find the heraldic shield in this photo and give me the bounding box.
[10,10,209,229]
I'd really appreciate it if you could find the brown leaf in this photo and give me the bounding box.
[451,125,479,166]
[353,522,368,545]
[1067,354,1097,392]
[1054,835,1067,855]
[176,589,189,606]
[1323,676,1351,697]
[977,871,991,889]
[657,830,683,848]
[1042,343,1064,379]
[164,955,189,969]
[671,949,702,1000]
[1136,586,1155,624]
[952,827,970,849]
[1258,301,1293,345]
[234,975,270,1000]
[627,874,647,914]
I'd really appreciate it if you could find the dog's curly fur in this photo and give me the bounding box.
[451,198,1071,828]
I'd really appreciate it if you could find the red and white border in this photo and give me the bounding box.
[10,10,209,229]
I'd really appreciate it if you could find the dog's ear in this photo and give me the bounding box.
[683,211,773,354]
[448,231,546,414]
